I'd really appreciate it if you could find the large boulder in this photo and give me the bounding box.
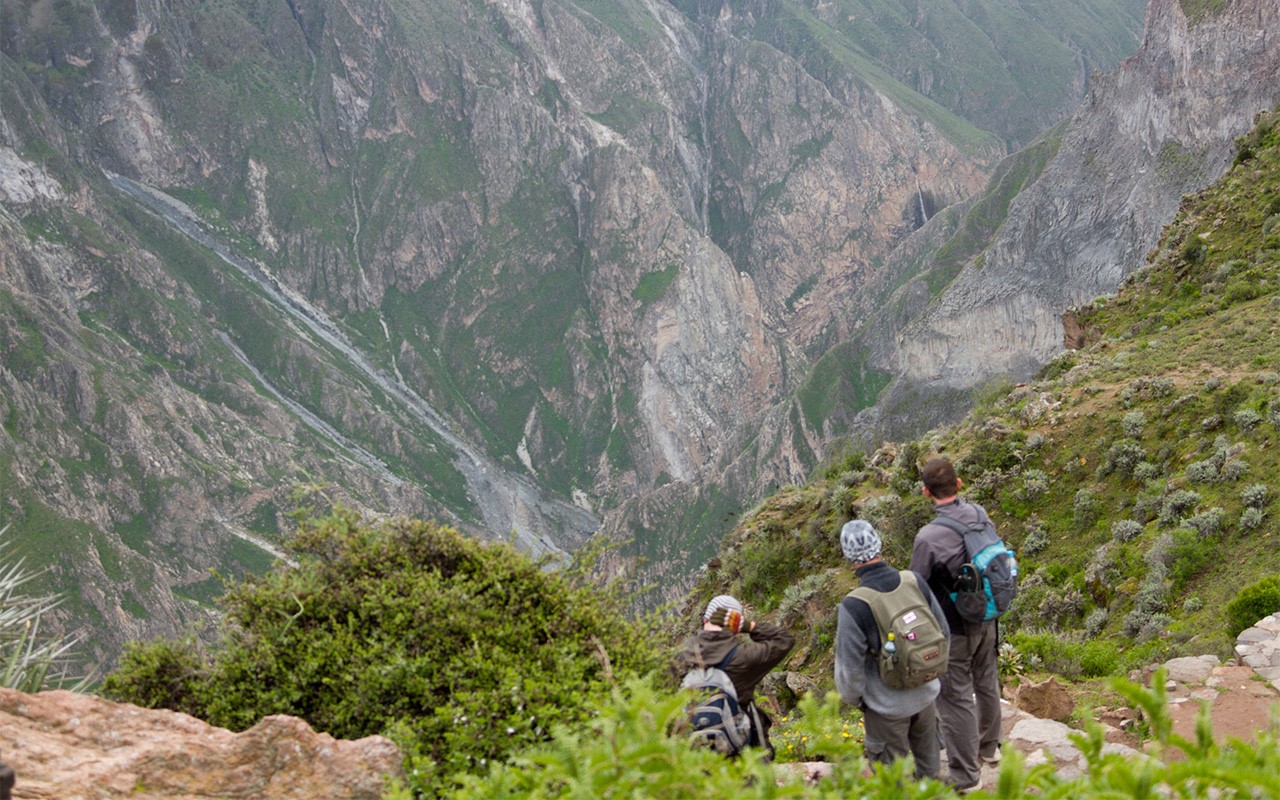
[0,688,402,799]
[1013,676,1075,722]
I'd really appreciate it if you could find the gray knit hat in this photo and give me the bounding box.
[702,594,743,623]
[840,520,882,563]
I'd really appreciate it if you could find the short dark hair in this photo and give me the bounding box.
[922,457,958,498]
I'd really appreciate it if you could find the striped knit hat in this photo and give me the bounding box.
[702,594,744,625]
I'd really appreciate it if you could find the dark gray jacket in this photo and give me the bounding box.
[910,497,994,634]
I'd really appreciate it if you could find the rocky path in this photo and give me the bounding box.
[968,615,1280,791]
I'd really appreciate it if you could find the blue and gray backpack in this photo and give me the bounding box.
[680,647,751,756]
[933,515,1018,622]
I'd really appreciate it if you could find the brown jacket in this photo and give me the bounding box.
[674,622,795,706]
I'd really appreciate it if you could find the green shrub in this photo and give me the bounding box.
[1073,488,1101,531]
[100,638,207,717]
[1078,640,1121,678]
[103,509,666,794]
[1226,576,1280,637]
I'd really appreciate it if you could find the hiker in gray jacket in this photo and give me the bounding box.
[836,520,950,779]
[911,457,1002,794]
[675,594,795,757]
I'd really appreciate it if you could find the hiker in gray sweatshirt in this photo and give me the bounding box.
[836,520,950,779]
[911,456,1002,794]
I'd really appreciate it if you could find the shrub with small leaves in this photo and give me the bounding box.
[1205,377,1223,391]
[1121,411,1147,438]
[1182,596,1204,614]
[1242,483,1271,508]
[1074,488,1101,531]
[837,470,866,488]
[1098,439,1146,479]
[1137,613,1174,643]
[1222,459,1249,482]
[1182,507,1225,537]
[1112,519,1144,542]
[1038,588,1085,627]
[1235,408,1263,431]
[1085,542,1118,589]
[1085,609,1109,637]
[1159,490,1201,527]
[1184,459,1219,484]
[1240,506,1265,531]
[1020,469,1050,501]
[1134,462,1162,483]
[1023,523,1050,556]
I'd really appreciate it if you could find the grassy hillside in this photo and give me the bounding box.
[688,108,1280,683]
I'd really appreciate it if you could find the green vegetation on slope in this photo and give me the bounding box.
[102,508,667,796]
[692,108,1280,681]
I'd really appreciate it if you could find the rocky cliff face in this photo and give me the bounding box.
[0,0,1147,660]
[882,0,1280,394]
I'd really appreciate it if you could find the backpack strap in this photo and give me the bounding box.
[931,515,970,536]
[713,646,738,671]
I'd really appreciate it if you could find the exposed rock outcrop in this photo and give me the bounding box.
[887,0,1280,391]
[0,688,401,800]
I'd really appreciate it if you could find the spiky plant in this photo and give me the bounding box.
[0,526,90,692]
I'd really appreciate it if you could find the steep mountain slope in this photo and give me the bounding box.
[857,0,1280,439]
[0,0,1143,663]
[687,106,1280,679]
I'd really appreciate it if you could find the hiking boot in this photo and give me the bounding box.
[945,775,980,795]
[980,747,1002,765]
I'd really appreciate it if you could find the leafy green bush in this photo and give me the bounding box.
[103,510,666,794]
[1226,576,1280,637]
[1078,640,1121,678]
[100,637,207,717]
[437,679,960,800]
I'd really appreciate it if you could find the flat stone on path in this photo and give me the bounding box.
[1163,655,1219,683]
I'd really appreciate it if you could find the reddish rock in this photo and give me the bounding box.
[0,688,401,799]
[1013,677,1075,722]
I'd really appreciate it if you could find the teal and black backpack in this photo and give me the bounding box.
[933,515,1019,622]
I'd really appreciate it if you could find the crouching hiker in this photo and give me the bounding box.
[675,594,795,758]
[835,520,950,780]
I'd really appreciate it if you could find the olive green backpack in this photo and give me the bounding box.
[850,571,949,690]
